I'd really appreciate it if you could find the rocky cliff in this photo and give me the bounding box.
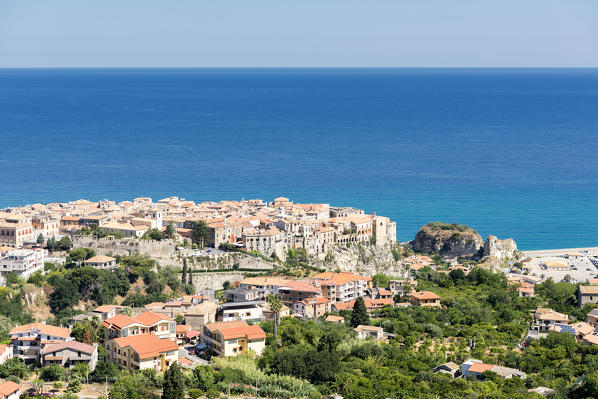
[411,222,484,258]
[312,242,408,277]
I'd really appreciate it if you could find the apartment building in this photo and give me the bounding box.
[0,248,44,278]
[41,341,98,371]
[110,333,179,372]
[238,277,291,297]
[201,321,266,357]
[9,323,72,364]
[313,272,372,303]
[277,280,322,306]
[0,222,35,248]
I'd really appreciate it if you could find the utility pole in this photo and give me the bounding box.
[105,375,108,398]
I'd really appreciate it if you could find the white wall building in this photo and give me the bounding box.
[0,248,44,278]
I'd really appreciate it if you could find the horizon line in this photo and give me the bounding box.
[1,66,598,70]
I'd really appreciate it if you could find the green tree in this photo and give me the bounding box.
[164,222,176,239]
[58,236,73,251]
[268,294,283,341]
[37,233,44,244]
[40,364,66,381]
[162,362,185,399]
[182,258,188,284]
[192,220,208,248]
[71,320,98,344]
[350,296,369,328]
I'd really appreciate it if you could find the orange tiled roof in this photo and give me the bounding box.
[113,333,178,360]
[9,323,71,339]
[468,363,496,373]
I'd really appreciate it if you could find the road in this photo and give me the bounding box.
[523,247,598,258]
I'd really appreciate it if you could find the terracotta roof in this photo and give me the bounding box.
[133,311,173,326]
[468,363,496,373]
[178,357,193,366]
[0,381,20,397]
[84,255,116,263]
[325,315,344,323]
[9,323,71,339]
[281,280,320,293]
[205,321,266,340]
[176,324,191,334]
[102,314,136,330]
[314,271,368,286]
[410,291,441,300]
[94,305,117,313]
[239,277,290,287]
[580,285,598,295]
[354,325,382,332]
[113,333,178,360]
[42,341,96,355]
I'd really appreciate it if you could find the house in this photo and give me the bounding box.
[542,260,570,271]
[185,301,218,328]
[587,308,598,329]
[582,334,598,346]
[175,325,194,345]
[201,321,266,357]
[92,305,119,321]
[0,381,20,399]
[41,341,98,371]
[9,323,72,364]
[83,255,117,269]
[102,311,176,341]
[218,300,264,323]
[354,325,383,340]
[0,344,12,364]
[409,291,441,307]
[578,285,598,307]
[461,359,526,379]
[332,298,394,314]
[223,288,262,302]
[527,387,555,397]
[433,362,461,378]
[533,308,569,331]
[293,296,331,318]
[517,282,535,298]
[324,315,344,324]
[110,333,179,372]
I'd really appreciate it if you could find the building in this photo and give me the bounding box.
[0,222,35,248]
[409,291,441,307]
[83,255,117,269]
[324,315,344,324]
[278,280,322,306]
[461,359,526,379]
[201,321,266,357]
[0,344,11,364]
[218,300,264,323]
[238,277,291,297]
[223,288,262,302]
[41,341,98,371]
[0,381,20,399]
[313,272,372,303]
[433,362,460,378]
[92,305,119,321]
[9,323,72,364]
[534,308,569,331]
[578,285,598,307]
[99,222,148,238]
[542,260,570,271]
[110,333,179,371]
[293,297,331,318]
[587,308,598,329]
[102,312,176,342]
[332,298,394,314]
[185,301,219,329]
[354,325,384,340]
[0,248,44,278]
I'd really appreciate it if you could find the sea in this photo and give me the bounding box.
[1,68,597,250]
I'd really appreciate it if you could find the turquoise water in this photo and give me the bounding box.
[1,68,597,250]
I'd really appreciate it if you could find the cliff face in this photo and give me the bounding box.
[313,242,408,277]
[411,222,484,258]
[482,235,520,260]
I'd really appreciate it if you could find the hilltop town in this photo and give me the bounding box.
[1,197,598,398]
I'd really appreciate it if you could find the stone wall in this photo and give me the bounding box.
[189,272,247,291]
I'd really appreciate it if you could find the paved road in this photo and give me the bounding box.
[523,247,598,257]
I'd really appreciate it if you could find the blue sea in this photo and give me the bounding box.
[1,68,598,250]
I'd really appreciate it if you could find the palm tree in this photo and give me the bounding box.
[267,294,283,341]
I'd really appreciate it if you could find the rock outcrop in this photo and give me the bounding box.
[411,222,484,258]
[482,235,520,261]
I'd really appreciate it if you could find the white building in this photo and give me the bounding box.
[0,248,44,278]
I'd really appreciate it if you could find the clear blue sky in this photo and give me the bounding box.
[1,0,597,67]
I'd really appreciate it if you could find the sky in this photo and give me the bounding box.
[0,0,597,67]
